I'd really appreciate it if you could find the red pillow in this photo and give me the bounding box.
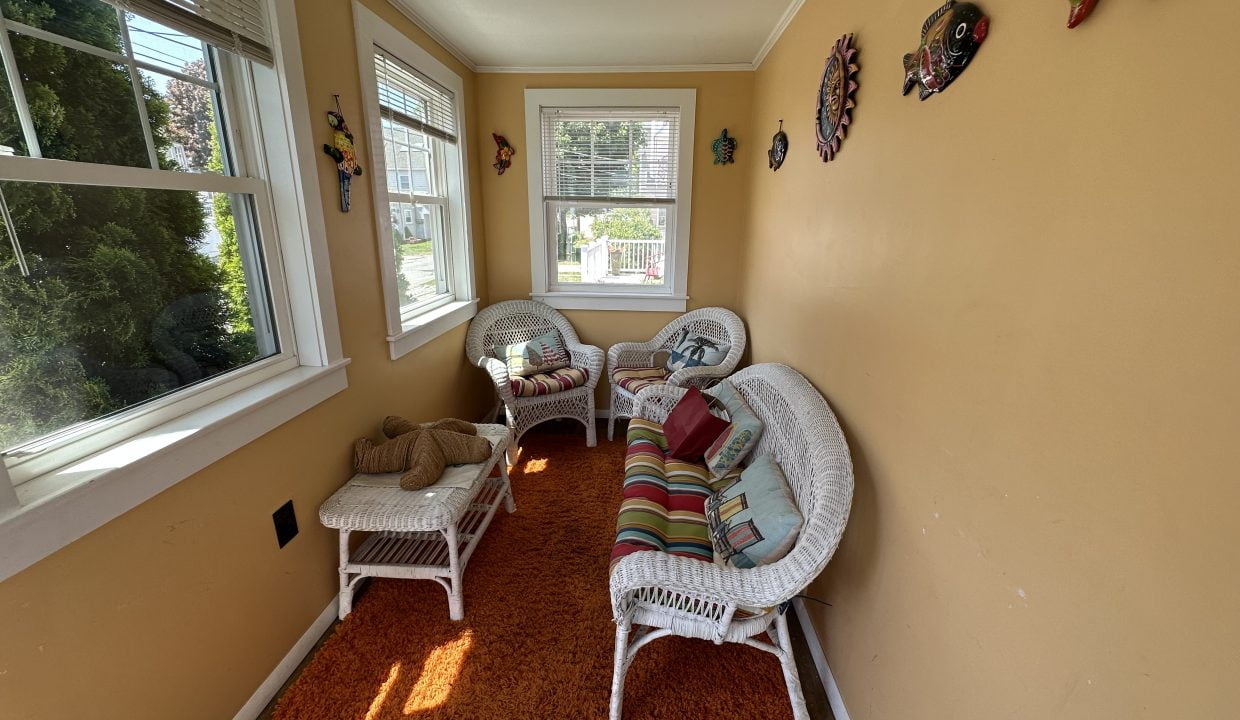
[663,386,730,462]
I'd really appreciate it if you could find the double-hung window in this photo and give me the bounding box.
[0,0,300,484]
[0,0,344,577]
[355,2,476,359]
[525,89,696,312]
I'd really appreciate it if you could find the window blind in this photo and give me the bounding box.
[374,48,458,145]
[540,108,679,203]
[119,0,273,65]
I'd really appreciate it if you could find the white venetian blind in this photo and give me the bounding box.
[121,0,273,65]
[374,48,458,145]
[541,108,679,203]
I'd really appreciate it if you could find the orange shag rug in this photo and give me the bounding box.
[273,422,795,720]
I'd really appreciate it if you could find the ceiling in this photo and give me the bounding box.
[390,0,804,71]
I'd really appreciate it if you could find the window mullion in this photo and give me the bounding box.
[116,9,161,170]
[0,13,41,157]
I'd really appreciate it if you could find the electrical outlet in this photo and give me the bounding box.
[272,500,298,548]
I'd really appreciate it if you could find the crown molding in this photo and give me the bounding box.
[385,0,804,75]
[752,0,805,69]
[476,63,754,74]
[385,0,479,72]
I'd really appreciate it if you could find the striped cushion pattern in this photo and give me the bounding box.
[611,418,736,569]
[612,367,670,395]
[509,367,589,398]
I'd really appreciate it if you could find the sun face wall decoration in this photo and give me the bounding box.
[816,33,860,163]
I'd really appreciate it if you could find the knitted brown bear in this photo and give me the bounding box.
[353,417,492,490]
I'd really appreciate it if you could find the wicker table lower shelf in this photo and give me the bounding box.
[319,424,514,621]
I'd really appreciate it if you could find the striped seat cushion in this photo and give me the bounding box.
[611,418,737,569]
[611,367,670,395]
[509,367,589,398]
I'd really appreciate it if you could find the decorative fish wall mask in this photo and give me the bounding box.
[1067,0,1098,28]
[768,120,788,171]
[902,1,990,101]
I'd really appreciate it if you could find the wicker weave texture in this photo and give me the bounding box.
[466,301,604,456]
[606,307,747,440]
[319,425,511,532]
[607,363,853,720]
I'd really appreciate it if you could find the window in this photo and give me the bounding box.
[0,0,303,484]
[0,0,345,579]
[525,89,696,312]
[355,3,476,360]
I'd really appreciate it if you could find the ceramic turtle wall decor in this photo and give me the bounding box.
[816,33,859,163]
[768,120,788,171]
[902,1,990,101]
[1067,0,1098,28]
[712,129,737,165]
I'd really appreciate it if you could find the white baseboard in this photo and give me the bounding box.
[793,598,850,720]
[233,597,338,720]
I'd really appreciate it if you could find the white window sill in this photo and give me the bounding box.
[531,292,688,313]
[0,359,351,582]
[387,298,479,359]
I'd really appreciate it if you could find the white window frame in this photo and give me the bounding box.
[524,88,695,313]
[0,0,348,581]
[353,2,477,360]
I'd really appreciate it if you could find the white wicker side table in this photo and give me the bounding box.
[318,424,514,621]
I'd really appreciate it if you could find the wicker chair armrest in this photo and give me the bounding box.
[567,342,605,389]
[475,355,515,402]
[609,552,786,624]
[666,363,732,388]
[607,340,660,375]
[633,385,688,424]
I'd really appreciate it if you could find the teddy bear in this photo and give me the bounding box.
[353,417,493,491]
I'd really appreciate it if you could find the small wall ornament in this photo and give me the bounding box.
[902,1,990,101]
[768,120,788,171]
[492,133,515,175]
[711,129,737,165]
[1067,0,1098,28]
[322,95,363,212]
[816,34,860,163]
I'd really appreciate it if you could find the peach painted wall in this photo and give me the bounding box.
[0,2,495,718]
[739,1,1240,717]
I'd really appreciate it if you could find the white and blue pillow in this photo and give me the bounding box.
[665,328,730,373]
[705,454,802,568]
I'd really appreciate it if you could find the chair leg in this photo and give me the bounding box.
[774,612,810,720]
[610,620,631,720]
[586,394,598,448]
[607,387,617,442]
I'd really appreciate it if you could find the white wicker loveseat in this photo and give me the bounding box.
[465,300,604,461]
[608,363,854,720]
[606,307,747,441]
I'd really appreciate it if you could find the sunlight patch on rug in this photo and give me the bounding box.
[364,662,401,720]
[402,630,474,713]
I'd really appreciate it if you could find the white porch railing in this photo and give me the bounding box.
[580,236,664,283]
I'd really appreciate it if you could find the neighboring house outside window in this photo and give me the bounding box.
[0,0,345,580]
[354,2,477,359]
[524,88,696,312]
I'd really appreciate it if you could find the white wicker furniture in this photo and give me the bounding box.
[319,424,514,621]
[605,307,746,441]
[466,300,604,461]
[608,364,854,720]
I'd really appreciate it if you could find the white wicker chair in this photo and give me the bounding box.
[605,307,747,441]
[465,300,604,462]
[608,363,854,720]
